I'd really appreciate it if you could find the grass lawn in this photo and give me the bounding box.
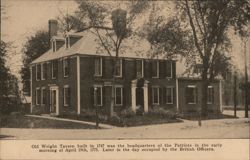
[0,113,97,129]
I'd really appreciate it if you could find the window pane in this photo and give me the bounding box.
[136,60,142,78]
[115,87,122,105]
[95,58,101,75]
[115,60,121,76]
[153,88,159,104]
[186,87,195,103]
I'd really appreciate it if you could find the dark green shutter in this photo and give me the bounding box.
[172,61,176,79]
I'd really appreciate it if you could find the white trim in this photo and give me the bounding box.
[63,58,69,77]
[77,56,81,114]
[50,86,59,115]
[219,80,222,112]
[63,85,70,106]
[152,86,160,105]
[152,61,159,78]
[94,85,103,106]
[114,59,123,78]
[166,61,173,78]
[166,86,174,104]
[94,57,102,77]
[114,86,123,106]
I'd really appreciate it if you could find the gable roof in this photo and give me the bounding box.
[31,29,156,64]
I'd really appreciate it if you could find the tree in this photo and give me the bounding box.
[20,31,50,95]
[61,1,149,116]
[174,0,250,116]
[0,41,11,108]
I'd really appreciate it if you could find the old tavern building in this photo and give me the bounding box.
[30,20,222,116]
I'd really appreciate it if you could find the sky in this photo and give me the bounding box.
[1,0,249,81]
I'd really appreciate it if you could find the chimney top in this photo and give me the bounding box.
[48,19,58,38]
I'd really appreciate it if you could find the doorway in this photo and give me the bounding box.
[50,86,59,115]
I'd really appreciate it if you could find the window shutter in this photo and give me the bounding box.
[159,61,166,78]
[163,87,166,104]
[91,87,94,107]
[122,59,125,78]
[172,61,176,79]
[134,60,137,79]
[196,87,198,104]
[159,88,163,105]
[102,87,105,107]
[173,87,176,104]
[68,58,70,76]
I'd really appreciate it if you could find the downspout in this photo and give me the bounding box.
[77,56,81,115]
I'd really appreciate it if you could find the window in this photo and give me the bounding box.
[41,63,46,80]
[36,64,42,81]
[115,86,123,106]
[36,88,41,105]
[166,87,174,104]
[63,58,70,77]
[166,61,172,78]
[186,85,197,104]
[207,86,214,104]
[63,86,70,106]
[94,58,102,76]
[52,40,56,52]
[152,61,159,78]
[152,87,159,105]
[52,60,58,79]
[94,85,103,106]
[41,87,46,105]
[114,59,122,77]
[136,60,144,78]
[65,37,70,49]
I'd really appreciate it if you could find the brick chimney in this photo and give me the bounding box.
[48,19,58,38]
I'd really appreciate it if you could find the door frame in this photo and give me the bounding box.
[50,86,59,115]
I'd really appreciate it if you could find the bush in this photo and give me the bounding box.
[147,107,177,119]
[120,107,136,118]
[108,113,123,126]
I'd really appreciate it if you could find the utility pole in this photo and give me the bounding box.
[244,38,248,118]
[233,70,237,117]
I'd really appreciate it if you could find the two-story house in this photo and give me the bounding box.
[30,20,222,116]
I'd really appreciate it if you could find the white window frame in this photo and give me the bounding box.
[115,85,123,106]
[52,40,57,52]
[36,88,40,105]
[152,86,160,105]
[51,61,56,79]
[136,60,144,78]
[207,86,213,104]
[114,59,122,77]
[41,63,45,80]
[94,58,102,77]
[187,85,196,104]
[166,86,174,104]
[63,85,69,106]
[94,85,103,106]
[152,61,159,78]
[166,61,173,78]
[41,87,46,105]
[63,58,69,77]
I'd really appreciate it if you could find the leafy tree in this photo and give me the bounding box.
[60,1,149,116]
[20,31,50,95]
[178,0,249,116]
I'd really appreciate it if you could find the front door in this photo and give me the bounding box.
[50,87,59,115]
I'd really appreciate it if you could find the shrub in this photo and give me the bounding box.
[108,113,123,126]
[148,107,177,119]
[120,107,136,118]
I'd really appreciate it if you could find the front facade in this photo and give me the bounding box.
[30,20,222,116]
